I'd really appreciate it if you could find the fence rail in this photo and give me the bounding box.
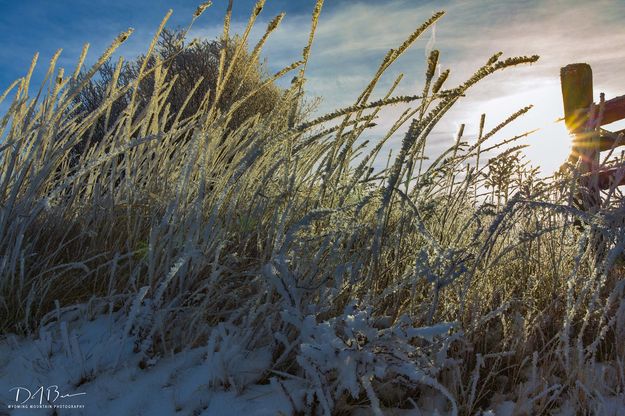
[560,63,625,210]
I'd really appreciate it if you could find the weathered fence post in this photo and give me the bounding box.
[560,63,600,212]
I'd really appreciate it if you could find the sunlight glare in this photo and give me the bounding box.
[475,81,572,176]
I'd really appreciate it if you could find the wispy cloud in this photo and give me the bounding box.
[238,0,625,174]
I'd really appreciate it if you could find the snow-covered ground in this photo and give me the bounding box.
[0,308,459,415]
[0,310,294,416]
[2,307,624,415]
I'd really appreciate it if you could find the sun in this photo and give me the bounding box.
[474,80,573,176]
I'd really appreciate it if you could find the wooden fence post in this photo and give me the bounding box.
[560,63,600,212]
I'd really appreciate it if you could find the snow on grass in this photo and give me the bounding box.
[2,307,625,415]
[0,311,290,416]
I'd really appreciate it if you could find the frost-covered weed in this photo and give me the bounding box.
[290,304,458,415]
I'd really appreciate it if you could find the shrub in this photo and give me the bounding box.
[72,28,283,153]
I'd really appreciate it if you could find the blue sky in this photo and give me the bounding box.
[2,0,625,174]
[0,0,384,87]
